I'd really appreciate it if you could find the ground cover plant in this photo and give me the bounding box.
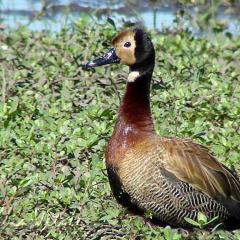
[0,19,240,239]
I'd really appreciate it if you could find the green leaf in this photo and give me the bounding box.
[184,217,201,227]
[107,17,117,30]
[9,96,19,114]
[163,226,172,240]
[197,212,208,224]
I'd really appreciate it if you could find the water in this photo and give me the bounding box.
[0,0,173,31]
[0,0,239,34]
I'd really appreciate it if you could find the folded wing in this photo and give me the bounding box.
[161,138,240,219]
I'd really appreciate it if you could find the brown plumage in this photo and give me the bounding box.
[84,27,240,229]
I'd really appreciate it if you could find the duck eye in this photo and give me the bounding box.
[124,42,131,48]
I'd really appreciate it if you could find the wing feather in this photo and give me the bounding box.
[160,138,240,202]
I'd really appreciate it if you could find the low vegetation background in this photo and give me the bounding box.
[0,4,240,239]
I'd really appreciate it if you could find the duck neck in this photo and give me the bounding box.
[117,62,155,134]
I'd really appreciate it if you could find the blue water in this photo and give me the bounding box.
[0,0,173,31]
[0,0,239,34]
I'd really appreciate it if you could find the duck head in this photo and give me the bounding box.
[84,27,155,82]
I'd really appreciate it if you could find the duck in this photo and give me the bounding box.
[83,27,240,229]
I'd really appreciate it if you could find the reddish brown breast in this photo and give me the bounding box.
[105,116,154,167]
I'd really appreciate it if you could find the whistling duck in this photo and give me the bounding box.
[83,27,240,228]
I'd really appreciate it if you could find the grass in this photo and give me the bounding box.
[0,19,240,239]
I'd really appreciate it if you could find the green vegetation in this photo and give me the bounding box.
[184,212,220,230]
[0,19,240,239]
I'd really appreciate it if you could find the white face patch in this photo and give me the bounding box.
[127,71,140,82]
